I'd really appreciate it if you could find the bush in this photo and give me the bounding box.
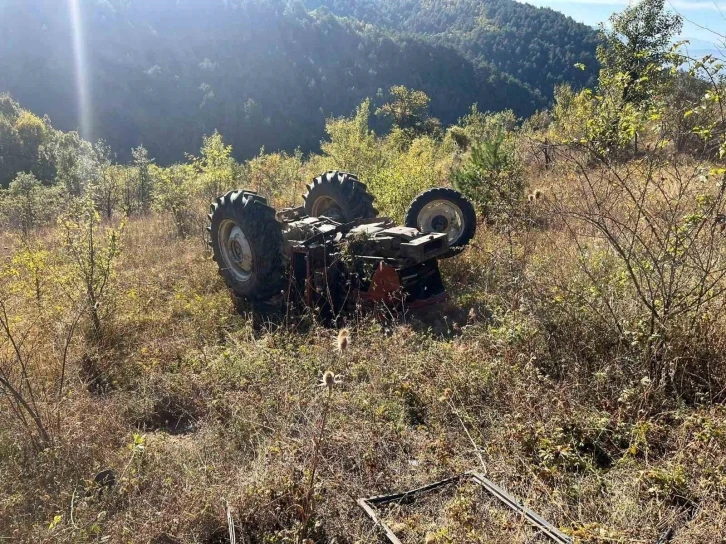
[453,131,525,223]
[1,172,65,234]
[317,99,385,184]
[153,164,199,239]
[189,132,240,205]
[8,172,41,235]
[244,148,305,208]
[59,196,123,341]
[369,136,451,221]
[314,99,453,221]
[459,106,518,143]
[556,151,726,392]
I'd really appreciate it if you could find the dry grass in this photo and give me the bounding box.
[2,181,726,544]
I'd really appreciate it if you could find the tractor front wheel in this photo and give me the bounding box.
[405,188,477,258]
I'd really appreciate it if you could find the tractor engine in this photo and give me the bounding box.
[281,215,450,311]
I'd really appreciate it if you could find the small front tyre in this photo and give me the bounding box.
[405,188,477,258]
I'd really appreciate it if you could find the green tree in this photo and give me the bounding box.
[550,0,683,159]
[598,0,683,104]
[0,97,55,188]
[14,111,55,182]
[191,131,237,202]
[453,131,524,222]
[8,172,40,236]
[132,145,154,213]
[90,140,119,219]
[376,86,441,138]
[49,131,98,197]
[320,99,383,183]
[0,117,21,188]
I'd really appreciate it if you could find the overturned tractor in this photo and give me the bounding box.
[208,171,476,312]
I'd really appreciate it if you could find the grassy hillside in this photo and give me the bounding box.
[0,201,722,541]
[1,1,725,541]
[2,96,726,543]
[2,187,726,543]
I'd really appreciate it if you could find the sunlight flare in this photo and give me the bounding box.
[69,0,92,139]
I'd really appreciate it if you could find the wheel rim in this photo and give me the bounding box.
[417,200,465,244]
[311,196,345,222]
[219,219,253,282]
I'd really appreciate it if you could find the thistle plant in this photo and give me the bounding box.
[336,328,350,353]
[298,368,342,543]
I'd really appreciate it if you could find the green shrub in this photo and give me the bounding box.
[369,136,450,221]
[453,131,525,222]
[8,172,41,235]
[153,164,199,238]
[59,195,123,340]
[1,172,65,234]
[245,148,305,208]
[317,99,385,184]
[189,132,239,204]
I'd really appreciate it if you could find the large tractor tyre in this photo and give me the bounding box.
[405,187,477,258]
[208,191,285,301]
[303,171,378,223]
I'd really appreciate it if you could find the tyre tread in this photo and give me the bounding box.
[208,190,285,301]
[302,170,378,221]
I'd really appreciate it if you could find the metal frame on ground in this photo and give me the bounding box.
[357,471,573,544]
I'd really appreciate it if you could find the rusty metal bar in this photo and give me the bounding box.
[655,527,674,544]
[468,472,572,544]
[365,474,463,505]
[356,498,404,544]
[358,472,573,544]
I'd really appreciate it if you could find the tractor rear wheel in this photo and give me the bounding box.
[303,171,377,222]
[208,191,285,301]
[405,188,476,258]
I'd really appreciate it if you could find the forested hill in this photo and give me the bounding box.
[304,0,600,93]
[0,0,596,164]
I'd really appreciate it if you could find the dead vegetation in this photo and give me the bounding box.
[2,182,726,542]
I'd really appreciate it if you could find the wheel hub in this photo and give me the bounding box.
[417,200,464,245]
[312,196,345,222]
[230,239,241,261]
[431,215,450,232]
[219,220,254,282]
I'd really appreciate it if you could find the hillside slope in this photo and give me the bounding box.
[305,0,600,93]
[0,0,593,163]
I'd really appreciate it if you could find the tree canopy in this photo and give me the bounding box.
[598,0,683,103]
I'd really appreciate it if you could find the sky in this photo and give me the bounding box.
[521,0,725,57]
